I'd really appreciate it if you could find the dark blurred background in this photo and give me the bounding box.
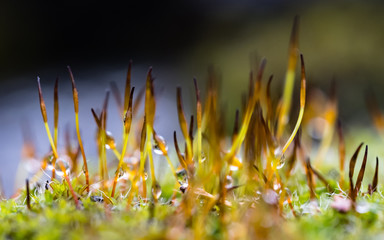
[1,0,384,196]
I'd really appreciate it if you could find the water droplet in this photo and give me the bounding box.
[201,152,207,162]
[225,175,233,189]
[180,182,188,193]
[55,158,70,177]
[255,190,262,200]
[273,182,281,191]
[229,155,242,171]
[118,168,131,182]
[47,158,70,177]
[90,196,104,203]
[46,164,54,171]
[229,165,239,171]
[118,168,125,178]
[153,146,163,155]
[152,182,162,200]
[143,172,148,180]
[105,131,116,150]
[274,147,282,158]
[153,135,168,155]
[284,187,292,196]
[176,169,187,181]
[134,180,140,188]
[276,155,285,169]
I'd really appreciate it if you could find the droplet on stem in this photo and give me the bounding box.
[47,158,70,177]
[276,155,286,169]
[153,135,168,155]
[225,175,233,189]
[176,169,187,181]
[180,182,188,193]
[105,131,116,150]
[152,182,162,200]
[201,152,207,162]
[118,167,125,178]
[229,155,242,171]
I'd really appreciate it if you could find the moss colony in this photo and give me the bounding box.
[2,17,384,240]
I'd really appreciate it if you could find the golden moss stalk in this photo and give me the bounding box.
[53,77,59,149]
[280,53,306,157]
[99,112,107,183]
[138,117,147,199]
[176,87,193,165]
[37,77,79,208]
[124,60,132,115]
[353,145,368,200]
[337,120,346,187]
[100,91,110,182]
[111,87,134,197]
[265,75,274,126]
[37,77,58,178]
[371,157,379,194]
[25,179,31,210]
[90,107,121,161]
[305,158,316,200]
[122,61,132,139]
[173,131,187,171]
[223,59,266,163]
[277,16,300,138]
[153,130,177,180]
[67,66,90,192]
[142,68,161,201]
[348,142,364,200]
[193,78,203,166]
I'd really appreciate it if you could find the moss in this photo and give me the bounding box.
[3,16,384,239]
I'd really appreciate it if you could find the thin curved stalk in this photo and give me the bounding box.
[280,54,306,157]
[67,66,90,192]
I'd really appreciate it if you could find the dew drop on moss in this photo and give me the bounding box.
[152,182,162,200]
[47,157,70,177]
[276,155,286,169]
[229,155,242,171]
[153,135,168,155]
[55,159,70,177]
[225,175,233,189]
[176,169,187,181]
[105,131,116,150]
[201,152,207,162]
[180,182,188,193]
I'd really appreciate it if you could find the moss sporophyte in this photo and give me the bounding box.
[2,16,384,239]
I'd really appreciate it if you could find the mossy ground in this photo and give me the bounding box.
[3,176,384,240]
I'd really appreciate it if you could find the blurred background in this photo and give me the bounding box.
[1,0,384,196]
